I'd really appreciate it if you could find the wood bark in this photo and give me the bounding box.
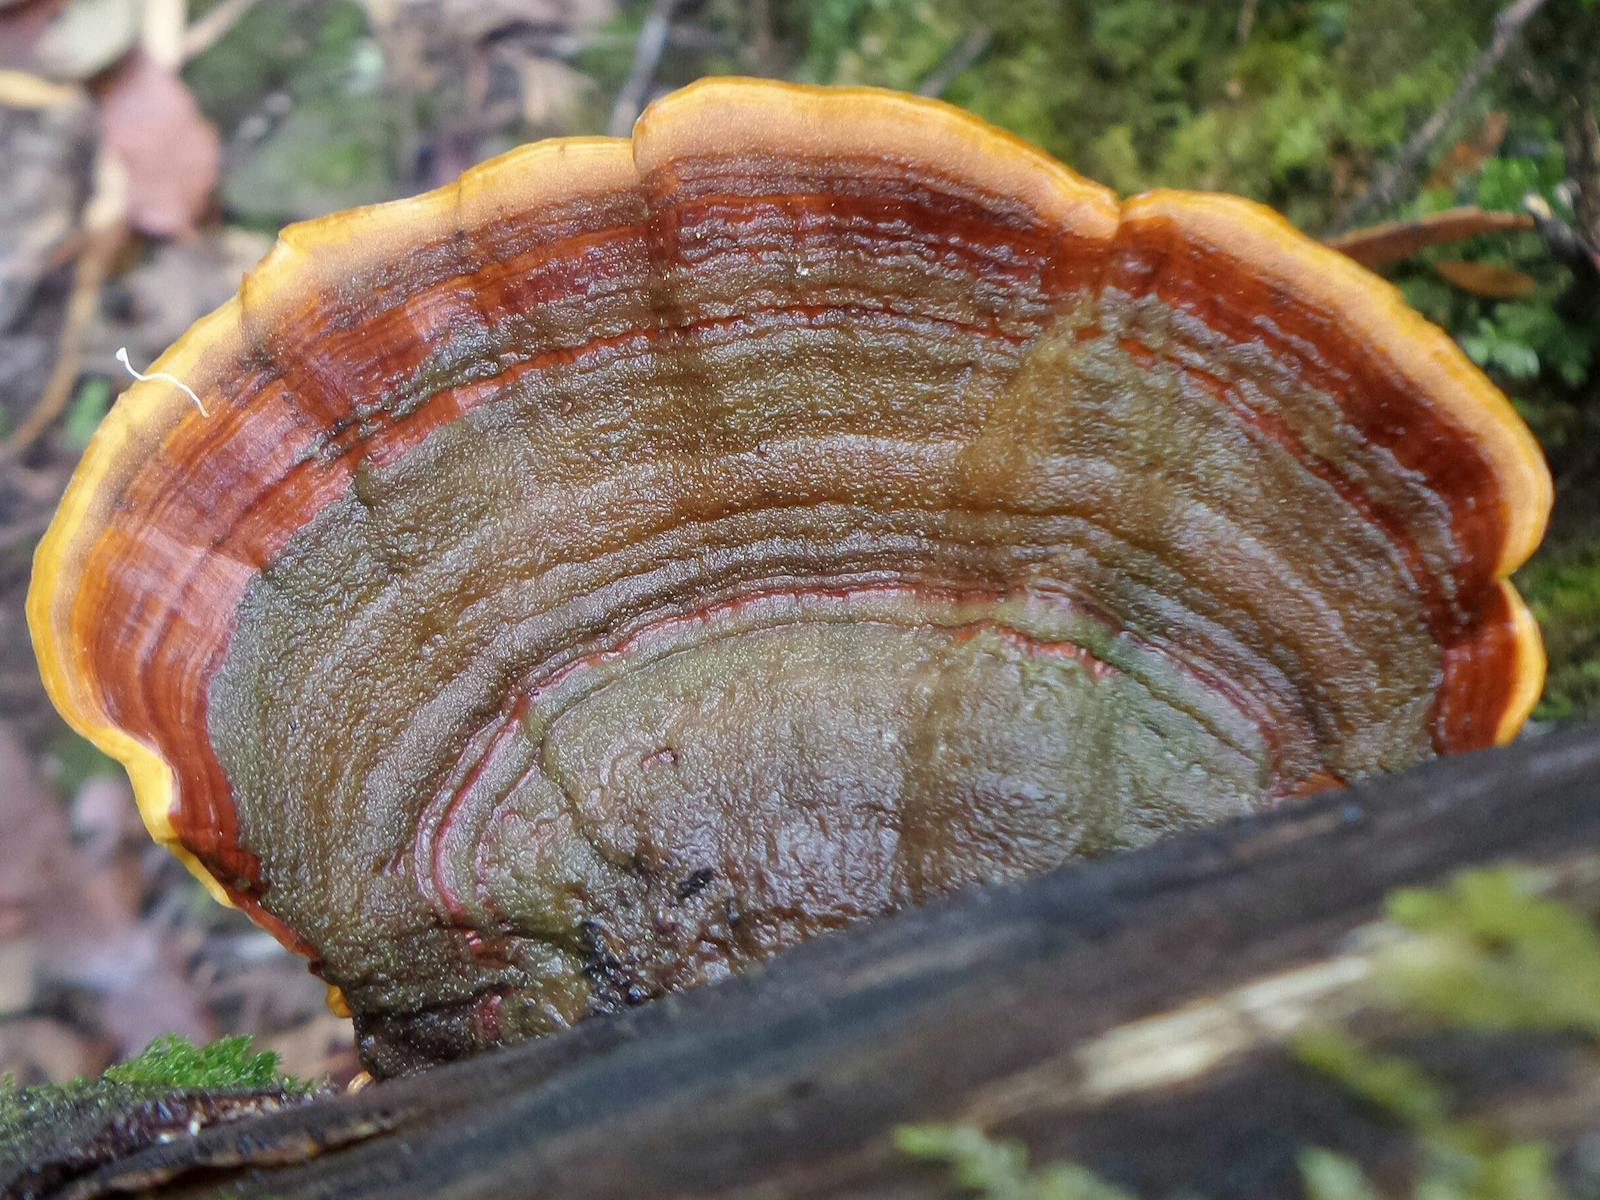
[44,725,1600,1200]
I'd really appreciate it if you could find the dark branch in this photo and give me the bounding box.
[917,27,992,99]
[606,0,682,138]
[1334,0,1553,230]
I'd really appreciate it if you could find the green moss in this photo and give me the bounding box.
[183,0,400,224]
[1,1036,312,1183]
[0,1035,306,1109]
[792,0,1503,228]
[1300,1148,1383,1200]
[1374,866,1600,1035]
[895,1123,1137,1200]
[183,0,375,130]
[1292,1029,1451,1129]
[97,1034,291,1092]
[63,378,112,451]
[1301,1142,1564,1200]
[1517,534,1600,725]
[220,95,401,222]
[1291,1029,1567,1199]
[787,0,1598,500]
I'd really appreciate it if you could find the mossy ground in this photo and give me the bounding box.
[1519,519,1600,725]
[0,1036,313,1188]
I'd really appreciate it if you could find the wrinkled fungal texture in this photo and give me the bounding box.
[32,81,1547,1074]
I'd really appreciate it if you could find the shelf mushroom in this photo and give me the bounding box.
[30,78,1551,1075]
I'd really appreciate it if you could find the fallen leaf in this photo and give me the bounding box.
[262,1011,361,1087]
[1425,111,1510,193]
[0,718,216,1067]
[1325,207,1535,269]
[1432,258,1538,299]
[0,939,34,1013]
[96,49,219,237]
[0,1016,105,1084]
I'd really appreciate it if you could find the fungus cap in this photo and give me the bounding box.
[30,78,1551,1073]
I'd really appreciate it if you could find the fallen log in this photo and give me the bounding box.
[43,725,1600,1200]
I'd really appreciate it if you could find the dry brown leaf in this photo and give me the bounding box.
[0,1017,106,1084]
[97,48,219,237]
[1432,258,1538,298]
[0,717,216,1061]
[1325,206,1535,269]
[1424,110,1509,192]
[262,1011,361,1087]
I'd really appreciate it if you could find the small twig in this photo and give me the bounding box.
[1334,0,1553,230]
[1523,194,1600,276]
[917,27,992,99]
[1236,0,1261,44]
[6,215,129,455]
[607,0,681,138]
[6,149,129,454]
[747,0,774,73]
[181,0,261,63]
[4,230,119,452]
[0,69,84,110]
[141,0,188,70]
[1570,88,1600,249]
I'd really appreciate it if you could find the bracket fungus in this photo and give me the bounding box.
[30,79,1551,1075]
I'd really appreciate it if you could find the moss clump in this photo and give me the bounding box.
[1374,866,1600,1035]
[1299,1148,1383,1200]
[1291,1031,1566,1200]
[791,0,1535,231]
[895,1123,1136,1200]
[0,1036,314,1196]
[97,1034,294,1092]
[1293,1028,1450,1129]
[1517,533,1600,725]
[1301,1140,1564,1200]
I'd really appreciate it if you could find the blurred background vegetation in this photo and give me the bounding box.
[0,0,1596,1087]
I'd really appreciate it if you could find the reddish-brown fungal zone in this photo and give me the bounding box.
[31,79,1549,1073]
[1101,200,1544,750]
